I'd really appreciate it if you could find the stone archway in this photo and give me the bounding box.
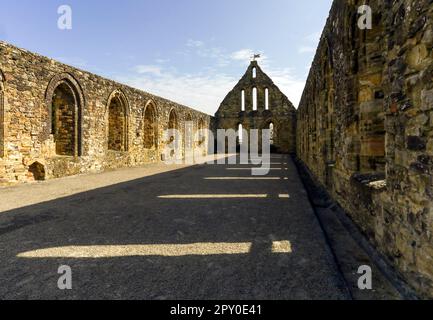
[107,90,129,152]
[143,100,158,149]
[263,120,277,153]
[0,70,4,158]
[45,73,84,157]
[167,109,180,159]
[184,113,193,156]
[28,161,46,181]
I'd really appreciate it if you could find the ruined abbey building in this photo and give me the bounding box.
[0,41,210,183]
[1,0,433,299]
[213,61,297,154]
[297,0,433,297]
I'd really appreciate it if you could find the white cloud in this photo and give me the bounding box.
[298,46,316,54]
[264,67,306,108]
[155,58,170,64]
[134,65,162,76]
[115,41,306,114]
[230,49,255,61]
[186,39,204,48]
[298,31,321,55]
[230,49,269,67]
[116,68,237,115]
[117,62,305,114]
[305,31,322,43]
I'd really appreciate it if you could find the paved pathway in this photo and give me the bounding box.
[0,155,349,299]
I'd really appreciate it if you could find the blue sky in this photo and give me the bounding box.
[0,0,333,114]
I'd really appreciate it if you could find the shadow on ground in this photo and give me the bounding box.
[0,155,349,300]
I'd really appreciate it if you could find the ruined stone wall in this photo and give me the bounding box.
[214,61,297,153]
[297,0,433,297]
[0,41,210,184]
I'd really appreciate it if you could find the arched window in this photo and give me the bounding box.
[252,67,257,79]
[143,102,157,149]
[168,109,178,131]
[265,88,269,110]
[197,118,206,146]
[252,87,258,111]
[185,113,193,150]
[238,123,243,144]
[51,82,80,156]
[0,72,4,158]
[269,122,274,145]
[241,90,245,111]
[107,91,128,152]
[168,109,179,157]
[28,162,45,181]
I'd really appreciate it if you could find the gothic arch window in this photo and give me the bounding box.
[168,109,178,131]
[167,109,179,158]
[46,74,84,157]
[143,101,157,149]
[0,71,4,158]
[252,87,258,111]
[184,113,193,151]
[107,90,129,152]
[197,118,206,146]
[252,67,257,79]
[269,122,274,145]
[238,123,243,144]
[262,121,275,147]
[241,90,245,111]
[265,88,269,110]
[198,118,206,131]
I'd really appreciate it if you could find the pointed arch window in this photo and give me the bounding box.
[0,73,4,158]
[241,90,245,111]
[252,87,258,111]
[265,88,269,110]
[108,91,128,152]
[143,102,157,149]
[238,123,243,144]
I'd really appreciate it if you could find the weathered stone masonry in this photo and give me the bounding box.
[0,41,210,184]
[214,61,297,154]
[297,0,433,297]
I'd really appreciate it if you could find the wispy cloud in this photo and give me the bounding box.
[155,58,170,64]
[116,40,306,114]
[297,31,321,56]
[230,49,255,61]
[298,46,316,54]
[134,65,162,76]
[264,67,306,108]
[116,70,237,115]
[55,56,88,69]
[305,31,322,43]
[186,39,204,48]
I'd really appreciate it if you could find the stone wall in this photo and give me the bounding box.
[297,0,433,297]
[214,61,297,154]
[0,41,210,184]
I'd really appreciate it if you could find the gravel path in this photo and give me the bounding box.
[0,155,349,299]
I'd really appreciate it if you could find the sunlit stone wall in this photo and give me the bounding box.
[0,41,210,184]
[297,0,433,297]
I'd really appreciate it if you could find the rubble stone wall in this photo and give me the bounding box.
[214,61,297,154]
[297,0,433,297]
[0,41,210,184]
